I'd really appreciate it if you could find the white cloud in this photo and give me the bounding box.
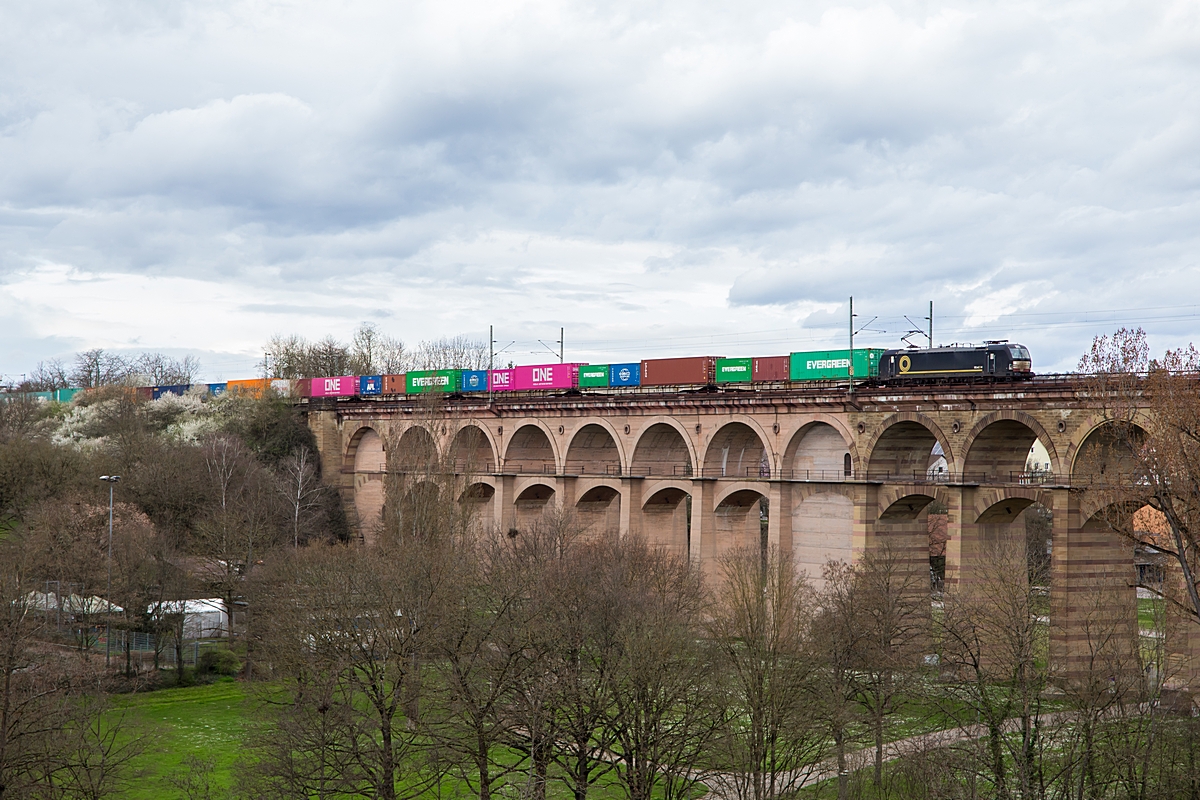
[1,0,1200,379]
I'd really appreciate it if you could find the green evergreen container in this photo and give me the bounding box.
[715,357,753,383]
[578,364,609,388]
[405,370,461,394]
[789,349,884,381]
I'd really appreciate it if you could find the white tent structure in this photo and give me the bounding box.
[22,591,122,615]
[152,599,228,639]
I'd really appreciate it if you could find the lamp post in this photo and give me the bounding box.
[100,475,121,668]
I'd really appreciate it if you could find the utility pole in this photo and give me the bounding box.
[488,325,494,404]
[100,475,121,669]
[927,300,934,348]
[848,296,855,397]
[559,327,564,363]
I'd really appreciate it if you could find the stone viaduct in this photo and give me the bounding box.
[306,378,1196,684]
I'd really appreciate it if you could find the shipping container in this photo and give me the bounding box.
[312,376,358,397]
[406,370,461,394]
[383,374,406,395]
[609,363,641,387]
[461,370,489,392]
[752,356,791,382]
[640,356,719,387]
[271,379,293,395]
[789,348,884,381]
[294,378,312,398]
[489,369,515,392]
[54,388,82,403]
[135,387,154,402]
[511,363,582,391]
[715,357,753,383]
[226,378,270,398]
[578,364,610,388]
[207,383,227,395]
[153,384,191,400]
[359,375,383,396]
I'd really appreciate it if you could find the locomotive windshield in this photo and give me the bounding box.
[1009,346,1030,359]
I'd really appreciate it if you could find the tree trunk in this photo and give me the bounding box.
[835,729,848,800]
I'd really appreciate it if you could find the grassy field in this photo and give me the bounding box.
[116,678,249,799]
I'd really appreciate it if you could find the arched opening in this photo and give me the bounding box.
[715,488,768,561]
[868,421,944,481]
[793,491,853,588]
[565,425,621,476]
[515,482,556,529]
[461,482,496,533]
[393,426,439,474]
[631,423,693,477]
[576,485,621,538]
[964,419,1049,484]
[506,425,557,475]
[642,487,690,558]
[787,422,851,481]
[449,425,496,475]
[704,423,769,479]
[352,428,386,546]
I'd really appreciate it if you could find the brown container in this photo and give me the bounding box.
[293,378,312,398]
[383,374,407,395]
[640,356,719,387]
[135,386,153,402]
[752,356,790,382]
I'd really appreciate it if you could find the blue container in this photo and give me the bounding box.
[207,383,227,396]
[153,384,191,399]
[461,370,489,392]
[54,388,81,403]
[359,375,383,396]
[608,363,641,387]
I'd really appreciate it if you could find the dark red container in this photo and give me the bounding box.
[752,356,790,382]
[136,386,153,402]
[294,378,312,398]
[383,374,407,395]
[640,357,719,387]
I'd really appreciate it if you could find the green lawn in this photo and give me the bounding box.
[116,678,249,799]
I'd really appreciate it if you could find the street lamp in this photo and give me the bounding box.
[100,475,121,668]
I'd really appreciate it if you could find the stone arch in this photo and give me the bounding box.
[631,419,697,477]
[505,423,559,475]
[642,485,690,558]
[784,420,857,480]
[972,487,1047,524]
[393,425,439,472]
[879,492,938,521]
[576,484,622,538]
[565,423,624,476]
[865,414,954,481]
[1070,419,1146,483]
[449,424,497,474]
[349,426,385,545]
[514,480,557,529]
[714,487,768,560]
[704,420,773,479]
[962,412,1060,483]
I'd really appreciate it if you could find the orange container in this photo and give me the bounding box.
[226,378,270,398]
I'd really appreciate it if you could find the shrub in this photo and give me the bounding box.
[197,648,241,677]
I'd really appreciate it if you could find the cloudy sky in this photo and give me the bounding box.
[2,0,1198,381]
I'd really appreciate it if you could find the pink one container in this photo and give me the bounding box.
[311,376,358,397]
[488,369,516,391]
[513,363,582,390]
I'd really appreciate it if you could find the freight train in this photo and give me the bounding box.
[2,343,1033,403]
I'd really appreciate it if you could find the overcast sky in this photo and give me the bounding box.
[2,0,1198,381]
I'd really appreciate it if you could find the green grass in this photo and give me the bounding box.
[115,678,249,799]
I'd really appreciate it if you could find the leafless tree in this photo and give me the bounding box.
[707,545,826,800]
[414,335,489,371]
[22,360,70,392]
[132,353,200,386]
[70,350,133,388]
[351,323,408,376]
[277,447,323,548]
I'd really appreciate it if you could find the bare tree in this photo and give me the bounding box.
[70,350,133,388]
[22,360,70,392]
[708,546,826,800]
[133,353,200,386]
[351,323,409,376]
[414,335,488,371]
[277,447,323,548]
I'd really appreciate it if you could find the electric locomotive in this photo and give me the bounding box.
[878,342,1032,382]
